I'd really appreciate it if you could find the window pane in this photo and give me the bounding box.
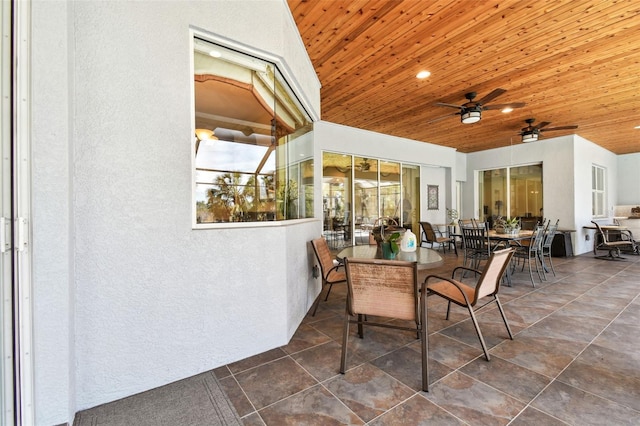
[193,38,312,223]
[510,164,543,219]
[480,168,507,220]
[354,157,378,223]
[402,164,420,236]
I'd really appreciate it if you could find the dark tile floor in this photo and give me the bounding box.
[215,249,640,425]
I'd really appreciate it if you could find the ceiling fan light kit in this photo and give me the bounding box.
[518,118,578,143]
[461,108,481,124]
[521,130,539,143]
[433,88,525,125]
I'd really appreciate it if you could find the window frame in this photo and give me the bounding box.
[592,164,606,218]
[190,29,317,229]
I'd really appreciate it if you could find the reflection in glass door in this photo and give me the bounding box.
[379,160,400,221]
[402,164,420,237]
[479,164,543,229]
[322,153,352,250]
[322,152,421,248]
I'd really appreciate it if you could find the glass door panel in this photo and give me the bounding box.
[402,164,420,236]
[322,152,351,249]
[480,168,507,227]
[379,160,400,221]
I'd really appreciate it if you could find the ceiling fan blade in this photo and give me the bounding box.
[536,121,551,129]
[435,102,463,109]
[428,113,458,123]
[541,125,578,132]
[484,102,526,110]
[477,88,506,105]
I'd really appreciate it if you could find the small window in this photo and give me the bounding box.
[592,165,606,217]
[193,37,313,224]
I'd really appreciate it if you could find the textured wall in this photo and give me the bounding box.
[465,134,621,256]
[30,0,320,423]
[617,153,640,204]
[31,1,74,424]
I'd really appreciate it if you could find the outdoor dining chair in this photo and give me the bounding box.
[340,257,429,391]
[460,224,492,270]
[540,220,559,278]
[591,221,637,260]
[310,237,346,316]
[512,225,546,287]
[423,248,515,361]
[419,221,457,255]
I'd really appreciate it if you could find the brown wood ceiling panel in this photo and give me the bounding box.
[287,0,640,154]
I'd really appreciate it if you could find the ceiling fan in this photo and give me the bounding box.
[519,118,578,143]
[431,88,526,124]
[357,158,371,171]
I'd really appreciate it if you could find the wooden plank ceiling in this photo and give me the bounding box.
[287,0,640,154]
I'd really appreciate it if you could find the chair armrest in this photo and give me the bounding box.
[328,263,344,274]
[451,265,482,279]
[423,274,474,305]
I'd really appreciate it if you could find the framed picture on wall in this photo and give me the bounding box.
[427,185,439,210]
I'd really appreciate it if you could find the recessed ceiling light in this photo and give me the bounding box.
[209,50,222,58]
[501,107,513,113]
[416,70,431,79]
[635,125,640,129]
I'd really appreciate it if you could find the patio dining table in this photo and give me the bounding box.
[487,229,534,286]
[487,229,533,247]
[337,245,444,270]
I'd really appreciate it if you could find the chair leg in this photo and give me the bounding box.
[546,252,556,276]
[324,282,334,301]
[467,305,490,361]
[494,296,513,340]
[357,314,364,338]
[445,300,451,320]
[420,319,429,392]
[419,286,429,392]
[527,255,536,288]
[535,253,545,281]
[340,310,350,374]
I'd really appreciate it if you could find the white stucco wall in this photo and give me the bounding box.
[30,1,320,424]
[572,136,619,254]
[465,135,575,225]
[31,1,75,423]
[617,153,640,204]
[465,134,620,255]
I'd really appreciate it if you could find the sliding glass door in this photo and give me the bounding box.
[479,163,543,229]
[322,152,419,248]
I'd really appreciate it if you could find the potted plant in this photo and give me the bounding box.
[380,230,402,259]
[446,208,459,225]
[494,216,520,234]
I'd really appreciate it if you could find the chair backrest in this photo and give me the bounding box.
[542,222,558,249]
[474,248,515,302]
[419,221,438,243]
[591,221,611,244]
[344,258,419,321]
[311,237,337,280]
[528,225,546,252]
[459,219,474,228]
[461,225,490,254]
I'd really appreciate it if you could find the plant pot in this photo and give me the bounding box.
[381,242,397,259]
